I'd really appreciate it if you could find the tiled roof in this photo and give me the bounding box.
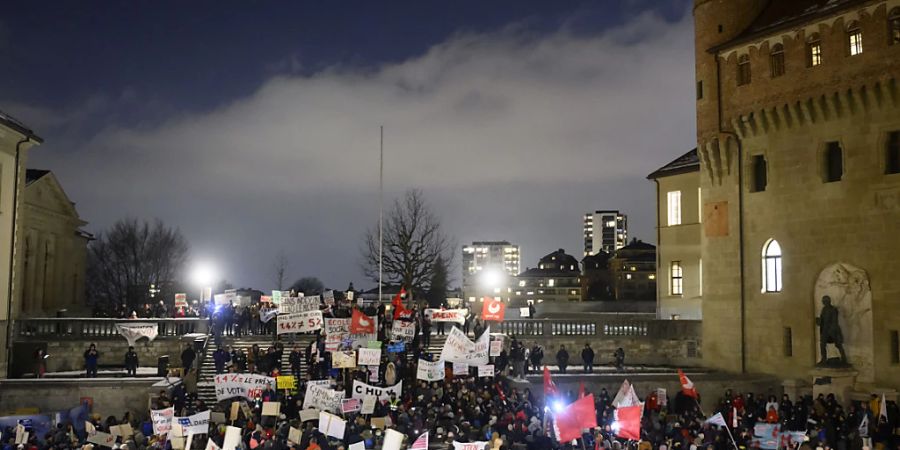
[25,169,50,185]
[0,109,43,143]
[647,148,699,179]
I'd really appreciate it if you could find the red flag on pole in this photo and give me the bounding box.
[556,394,598,443]
[481,297,506,321]
[543,366,557,396]
[614,404,642,440]
[392,288,411,320]
[578,381,586,399]
[678,369,698,398]
[350,309,375,334]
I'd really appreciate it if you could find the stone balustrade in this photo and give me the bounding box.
[493,318,700,340]
[14,318,209,340]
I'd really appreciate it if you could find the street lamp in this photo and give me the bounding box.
[190,263,216,302]
[479,268,506,300]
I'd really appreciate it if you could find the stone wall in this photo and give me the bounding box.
[15,337,195,375]
[0,378,177,419]
[533,334,701,369]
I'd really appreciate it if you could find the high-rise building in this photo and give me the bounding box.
[461,241,520,302]
[583,210,627,256]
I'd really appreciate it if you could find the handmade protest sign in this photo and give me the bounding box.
[519,307,530,318]
[210,412,226,424]
[351,380,403,401]
[387,342,405,353]
[360,395,377,414]
[357,348,381,366]
[206,438,221,450]
[383,429,404,450]
[115,322,158,347]
[15,424,28,445]
[110,423,133,437]
[453,363,469,376]
[332,350,356,368]
[279,296,320,314]
[262,402,280,416]
[174,410,210,435]
[324,317,377,351]
[175,293,188,308]
[425,308,467,324]
[87,432,115,447]
[302,384,344,413]
[277,311,323,334]
[223,426,242,450]
[299,409,320,422]
[417,359,444,381]
[489,339,502,357]
[440,325,490,366]
[288,427,302,444]
[478,365,494,378]
[276,375,296,390]
[452,441,488,450]
[213,373,275,401]
[151,407,175,435]
[323,290,335,306]
[391,320,415,342]
[319,411,346,439]
[341,398,361,413]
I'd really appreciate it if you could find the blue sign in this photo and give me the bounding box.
[387,342,405,353]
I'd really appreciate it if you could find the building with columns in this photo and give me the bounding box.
[0,112,42,375]
[694,0,900,395]
[16,170,91,317]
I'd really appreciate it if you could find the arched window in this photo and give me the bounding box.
[770,43,785,77]
[737,54,751,86]
[807,33,822,67]
[847,21,863,55]
[890,8,900,45]
[762,239,783,293]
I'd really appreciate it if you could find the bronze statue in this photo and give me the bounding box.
[817,296,848,365]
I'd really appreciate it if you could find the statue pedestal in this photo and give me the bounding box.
[810,367,858,404]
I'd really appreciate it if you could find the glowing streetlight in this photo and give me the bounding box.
[479,268,506,297]
[190,263,216,302]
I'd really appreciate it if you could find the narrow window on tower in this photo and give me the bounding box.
[847,22,863,55]
[667,191,682,226]
[890,8,900,45]
[784,327,793,357]
[762,239,783,293]
[807,34,823,67]
[886,131,900,175]
[824,142,844,182]
[737,54,751,86]
[770,44,785,77]
[751,154,768,192]
[697,80,703,100]
[670,261,683,296]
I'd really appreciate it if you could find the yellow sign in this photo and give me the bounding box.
[277,375,296,390]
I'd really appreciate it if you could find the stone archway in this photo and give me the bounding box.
[814,263,874,383]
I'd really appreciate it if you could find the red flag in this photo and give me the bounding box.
[678,369,698,398]
[481,297,506,321]
[409,431,428,450]
[392,288,411,320]
[543,366,557,396]
[578,381,586,399]
[350,309,375,334]
[614,404,642,440]
[556,394,597,442]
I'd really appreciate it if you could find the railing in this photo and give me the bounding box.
[492,318,700,340]
[14,318,210,339]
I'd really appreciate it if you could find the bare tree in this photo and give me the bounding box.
[361,189,455,297]
[87,218,189,310]
[272,250,290,290]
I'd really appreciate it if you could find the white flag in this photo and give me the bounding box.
[705,412,727,427]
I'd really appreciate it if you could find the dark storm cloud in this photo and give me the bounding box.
[21,10,696,290]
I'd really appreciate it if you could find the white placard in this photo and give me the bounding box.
[299,409,320,422]
[489,339,502,357]
[357,348,382,366]
[519,307,530,318]
[391,320,416,342]
[383,429,404,450]
[478,365,494,377]
[87,431,115,447]
[223,426,242,450]
[425,308,467,324]
[453,362,469,376]
[318,411,346,440]
[279,296,320,314]
[351,380,403,401]
[151,407,175,435]
[277,310,323,334]
[214,373,276,401]
[174,410,210,435]
[440,326,490,366]
[360,395,377,415]
[452,441,489,450]
[416,359,445,382]
[115,322,159,346]
[302,384,344,413]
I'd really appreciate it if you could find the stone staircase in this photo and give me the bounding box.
[197,334,317,405]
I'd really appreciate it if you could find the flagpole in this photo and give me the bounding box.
[379,126,384,310]
[722,423,739,450]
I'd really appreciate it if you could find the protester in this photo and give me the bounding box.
[124,346,139,376]
[556,344,569,374]
[582,343,595,373]
[83,343,99,377]
[181,344,196,372]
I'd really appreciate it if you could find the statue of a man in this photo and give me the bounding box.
[816,296,848,365]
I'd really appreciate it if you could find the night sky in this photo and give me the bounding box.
[2,0,696,291]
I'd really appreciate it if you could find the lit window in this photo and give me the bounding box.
[891,9,900,45]
[847,22,863,56]
[770,44,785,77]
[518,280,526,287]
[737,54,751,86]
[626,274,632,280]
[670,262,683,296]
[886,131,900,174]
[698,188,702,223]
[548,279,555,287]
[762,240,782,293]
[630,266,636,271]
[698,259,703,296]
[648,274,656,280]
[807,36,822,67]
[667,191,682,226]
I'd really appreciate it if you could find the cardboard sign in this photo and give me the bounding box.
[87,432,115,447]
[391,320,416,342]
[489,339,502,357]
[288,427,302,444]
[341,398,361,413]
[332,350,357,368]
[357,348,381,366]
[276,375,296,390]
[277,310,323,334]
[351,380,402,401]
[370,417,387,430]
[299,408,320,422]
[214,373,275,401]
[478,365,494,377]
[417,359,444,382]
[453,362,469,376]
[360,395,377,414]
[262,402,281,416]
[110,423,133,437]
[318,411,346,440]
[151,406,175,435]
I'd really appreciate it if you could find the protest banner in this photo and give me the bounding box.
[302,384,344,413]
[351,380,403,401]
[151,407,175,435]
[299,409,320,422]
[214,292,236,306]
[440,325,490,366]
[175,410,210,435]
[115,322,159,347]
[276,375,296,390]
[453,363,469,376]
[357,348,381,366]
[452,441,488,450]
[87,431,115,447]
[489,339,502,357]
[341,398,361,414]
[279,296,320,314]
[324,318,377,351]
[333,350,356,368]
[478,365,494,378]
[417,359,444,381]
[276,310,323,334]
[214,373,275,401]
[319,411,346,440]
[391,320,416,342]
[259,308,278,324]
[387,342,405,353]
[262,402,280,416]
[223,426,242,450]
[350,310,375,334]
[360,395,377,415]
[174,293,187,308]
[425,308,467,324]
